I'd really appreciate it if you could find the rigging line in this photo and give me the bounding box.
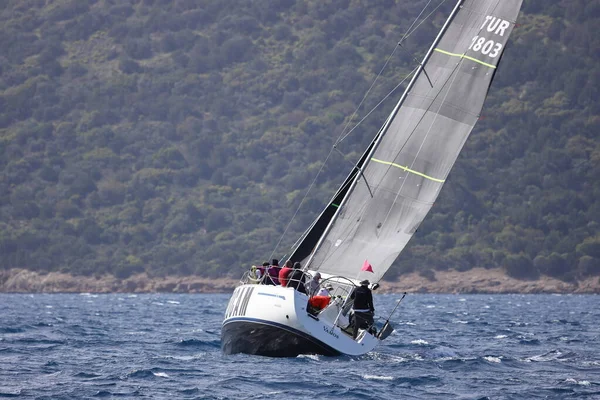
[335,66,418,144]
[438,0,506,176]
[288,137,380,261]
[406,0,501,175]
[395,0,450,89]
[334,0,442,148]
[334,44,400,147]
[313,200,371,272]
[333,139,375,198]
[268,148,335,262]
[398,0,436,45]
[377,0,502,230]
[404,0,450,41]
[268,1,443,261]
[307,0,466,272]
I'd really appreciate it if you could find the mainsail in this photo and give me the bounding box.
[294,0,523,283]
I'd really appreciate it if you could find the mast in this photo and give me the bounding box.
[304,0,465,270]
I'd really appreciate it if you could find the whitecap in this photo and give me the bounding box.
[459,298,466,302]
[426,305,435,308]
[411,339,429,345]
[454,320,469,324]
[565,378,591,386]
[582,361,600,367]
[388,355,408,363]
[484,356,501,363]
[494,335,507,339]
[405,322,416,326]
[167,301,180,304]
[152,302,165,306]
[527,350,562,362]
[363,375,393,381]
[297,354,319,361]
[127,294,138,298]
[160,353,207,361]
[153,372,169,378]
[45,305,53,308]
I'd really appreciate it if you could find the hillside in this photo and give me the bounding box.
[0,0,598,285]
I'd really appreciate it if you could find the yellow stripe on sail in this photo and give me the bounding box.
[370,158,445,183]
[434,48,497,69]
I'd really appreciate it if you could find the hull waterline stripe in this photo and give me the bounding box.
[222,316,339,352]
[434,48,497,69]
[370,158,445,183]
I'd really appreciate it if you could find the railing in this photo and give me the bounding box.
[308,277,381,341]
[239,266,313,293]
[240,266,383,341]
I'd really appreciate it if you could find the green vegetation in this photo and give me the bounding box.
[0,0,598,282]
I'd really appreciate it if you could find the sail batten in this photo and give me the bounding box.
[296,0,522,283]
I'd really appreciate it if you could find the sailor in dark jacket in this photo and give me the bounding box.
[351,280,375,339]
[288,262,307,294]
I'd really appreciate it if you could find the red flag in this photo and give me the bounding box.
[361,260,374,273]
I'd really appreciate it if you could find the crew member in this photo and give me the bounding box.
[351,280,375,339]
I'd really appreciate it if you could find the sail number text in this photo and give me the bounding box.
[468,16,512,58]
[468,36,502,57]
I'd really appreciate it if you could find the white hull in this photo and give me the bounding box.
[221,284,379,357]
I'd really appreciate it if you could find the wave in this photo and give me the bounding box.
[93,391,113,397]
[177,388,200,395]
[74,372,102,379]
[11,337,64,348]
[564,378,592,386]
[0,391,21,398]
[123,368,170,379]
[173,338,221,349]
[483,356,502,363]
[0,327,26,334]
[524,349,578,362]
[93,390,140,397]
[518,338,541,345]
[124,369,155,379]
[363,374,393,380]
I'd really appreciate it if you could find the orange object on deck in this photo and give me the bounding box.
[308,295,331,311]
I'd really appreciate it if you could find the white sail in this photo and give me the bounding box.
[305,0,523,283]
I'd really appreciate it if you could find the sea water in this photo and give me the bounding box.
[0,293,598,399]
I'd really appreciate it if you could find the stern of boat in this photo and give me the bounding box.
[221,283,380,357]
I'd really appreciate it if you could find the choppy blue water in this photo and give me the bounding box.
[1,293,599,399]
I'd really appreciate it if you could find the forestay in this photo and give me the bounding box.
[303,0,523,283]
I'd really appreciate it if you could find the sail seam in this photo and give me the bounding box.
[434,48,497,69]
[370,158,445,183]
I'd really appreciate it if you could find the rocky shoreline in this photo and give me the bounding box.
[1,268,598,294]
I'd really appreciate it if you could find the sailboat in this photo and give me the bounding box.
[221,0,523,357]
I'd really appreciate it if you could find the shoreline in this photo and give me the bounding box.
[1,268,598,294]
